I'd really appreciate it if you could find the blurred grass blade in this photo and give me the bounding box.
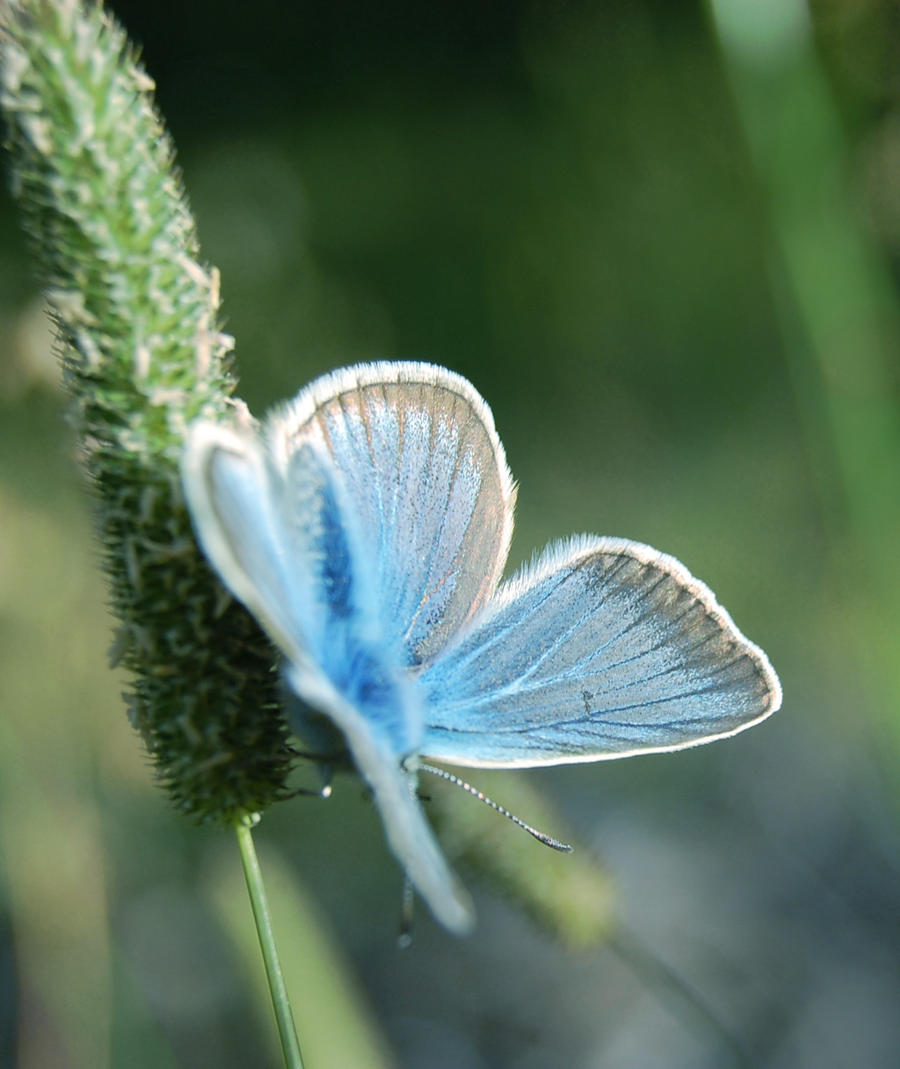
[709,0,900,747]
[0,491,112,1069]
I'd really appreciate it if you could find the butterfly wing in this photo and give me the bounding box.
[264,362,517,665]
[284,665,474,934]
[184,421,412,745]
[419,536,782,767]
[180,422,316,672]
[183,420,474,932]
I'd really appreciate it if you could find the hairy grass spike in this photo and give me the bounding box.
[0,0,293,821]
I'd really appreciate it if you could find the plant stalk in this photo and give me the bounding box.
[235,817,304,1069]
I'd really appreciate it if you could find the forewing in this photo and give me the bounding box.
[420,536,782,767]
[181,422,314,671]
[264,362,516,665]
[184,423,423,757]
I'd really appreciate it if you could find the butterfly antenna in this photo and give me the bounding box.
[419,762,573,852]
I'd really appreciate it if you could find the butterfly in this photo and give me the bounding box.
[181,362,782,934]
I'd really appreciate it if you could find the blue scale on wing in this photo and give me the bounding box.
[394,416,484,661]
[278,443,421,757]
[419,538,776,767]
[283,369,515,666]
[312,403,482,664]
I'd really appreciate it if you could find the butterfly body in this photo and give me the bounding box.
[183,362,781,934]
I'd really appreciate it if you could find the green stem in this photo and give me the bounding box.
[235,817,305,1069]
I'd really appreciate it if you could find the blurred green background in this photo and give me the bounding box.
[2,0,900,1066]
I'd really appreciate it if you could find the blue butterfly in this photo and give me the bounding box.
[182,362,782,933]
